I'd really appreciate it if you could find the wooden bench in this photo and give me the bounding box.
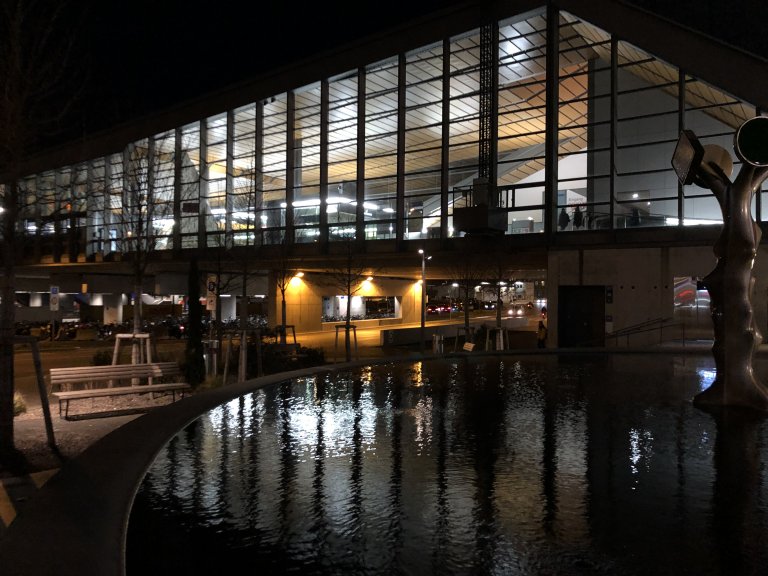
[50,362,191,419]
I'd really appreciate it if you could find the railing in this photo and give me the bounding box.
[605,317,686,348]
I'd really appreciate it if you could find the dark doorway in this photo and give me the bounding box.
[558,286,606,347]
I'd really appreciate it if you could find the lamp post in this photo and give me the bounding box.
[419,249,431,353]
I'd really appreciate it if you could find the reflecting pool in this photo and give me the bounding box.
[126,354,768,575]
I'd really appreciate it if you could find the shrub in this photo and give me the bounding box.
[246,342,326,377]
[13,392,27,416]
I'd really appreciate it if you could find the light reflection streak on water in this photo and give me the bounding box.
[127,355,768,576]
[414,396,433,453]
[628,427,654,488]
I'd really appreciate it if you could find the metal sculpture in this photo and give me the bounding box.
[672,117,768,411]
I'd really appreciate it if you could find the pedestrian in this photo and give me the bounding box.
[558,207,570,230]
[573,205,584,229]
[537,320,548,349]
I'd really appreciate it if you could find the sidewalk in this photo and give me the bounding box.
[0,411,143,536]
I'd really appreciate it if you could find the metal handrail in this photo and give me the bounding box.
[608,317,673,337]
[605,317,684,348]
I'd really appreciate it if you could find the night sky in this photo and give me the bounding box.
[73,1,466,137]
[36,0,768,151]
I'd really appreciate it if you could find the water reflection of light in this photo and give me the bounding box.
[302,375,318,403]
[697,368,717,392]
[133,355,753,575]
[219,393,260,436]
[205,402,227,430]
[628,427,653,488]
[288,401,320,454]
[411,362,425,387]
[414,397,433,452]
[275,376,383,460]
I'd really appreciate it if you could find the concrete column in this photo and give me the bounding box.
[102,293,123,325]
[219,295,237,322]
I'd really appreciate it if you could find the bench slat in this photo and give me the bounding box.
[50,362,179,372]
[52,383,190,400]
[50,361,179,371]
[49,361,190,419]
[50,368,180,377]
[50,362,182,387]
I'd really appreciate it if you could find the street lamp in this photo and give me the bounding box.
[419,249,431,353]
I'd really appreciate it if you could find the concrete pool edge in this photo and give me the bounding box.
[0,347,717,575]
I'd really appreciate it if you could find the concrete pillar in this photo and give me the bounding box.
[219,295,237,322]
[102,293,123,325]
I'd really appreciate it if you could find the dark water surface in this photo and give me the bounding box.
[126,354,768,575]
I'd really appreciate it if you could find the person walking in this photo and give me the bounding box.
[573,205,584,229]
[537,320,548,349]
[558,207,570,230]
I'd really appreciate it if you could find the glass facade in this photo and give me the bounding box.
[497,13,548,234]
[11,7,761,263]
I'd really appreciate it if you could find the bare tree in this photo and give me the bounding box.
[0,0,84,460]
[116,136,174,360]
[273,238,298,345]
[325,234,375,361]
[185,257,205,386]
[445,248,492,344]
[233,161,263,379]
[486,251,509,329]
